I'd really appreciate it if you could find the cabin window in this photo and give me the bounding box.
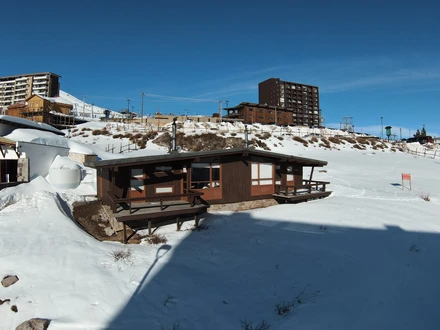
[191,163,220,189]
[251,162,273,185]
[130,168,144,192]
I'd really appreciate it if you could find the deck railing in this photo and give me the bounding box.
[275,180,330,196]
[105,190,204,214]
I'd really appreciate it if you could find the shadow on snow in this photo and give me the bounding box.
[105,210,440,330]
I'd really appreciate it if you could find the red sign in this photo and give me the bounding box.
[402,173,411,180]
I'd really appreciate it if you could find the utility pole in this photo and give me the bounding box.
[218,100,222,123]
[400,127,402,140]
[141,92,145,125]
[380,116,383,140]
[91,103,94,119]
[82,96,86,119]
[127,99,130,121]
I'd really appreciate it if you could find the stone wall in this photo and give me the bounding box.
[208,198,279,212]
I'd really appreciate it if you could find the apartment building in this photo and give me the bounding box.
[224,102,320,126]
[0,72,61,109]
[258,78,321,126]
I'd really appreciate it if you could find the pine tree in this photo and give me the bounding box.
[414,129,421,138]
[421,127,427,137]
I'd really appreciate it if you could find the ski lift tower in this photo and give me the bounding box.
[341,116,354,132]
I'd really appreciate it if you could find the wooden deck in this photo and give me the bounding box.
[105,191,208,243]
[115,200,207,223]
[273,180,332,203]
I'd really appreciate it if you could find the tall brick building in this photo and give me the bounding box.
[224,78,322,127]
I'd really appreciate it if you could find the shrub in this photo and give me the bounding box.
[293,136,308,147]
[241,319,270,330]
[277,136,284,141]
[251,139,270,150]
[409,244,421,252]
[353,144,365,150]
[275,301,293,315]
[161,323,180,330]
[328,136,342,144]
[92,129,103,136]
[342,136,357,144]
[145,234,167,245]
[230,132,237,137]
[320,138,331,148]
[146,131,158,139]
[356,137,370,145]
[310,136,318,143]
[111,248,132,262]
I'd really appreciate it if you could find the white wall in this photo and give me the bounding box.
[17,142,70,180]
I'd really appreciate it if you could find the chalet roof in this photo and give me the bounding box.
[24,94,72,107]
[85,148,327,168]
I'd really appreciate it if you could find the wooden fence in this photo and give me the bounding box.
[406,148,439,159]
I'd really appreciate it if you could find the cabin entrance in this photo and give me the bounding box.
[0,159,18,183]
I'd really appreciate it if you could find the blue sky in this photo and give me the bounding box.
[2,0,439,137]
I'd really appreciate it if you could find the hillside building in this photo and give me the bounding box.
[0,72,61,110]
[224,78,322,127]
[7,94,74,129]
[224,102,322,127]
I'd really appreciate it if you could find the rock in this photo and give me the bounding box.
[91,214,100,221]
[98,223,106,228]
[15,318,51,330]
[2,275,19,288]
[104,227,115,236]
[11,305,17,312]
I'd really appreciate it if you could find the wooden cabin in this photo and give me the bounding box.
[7,94,74,129]
[86,148,330,243]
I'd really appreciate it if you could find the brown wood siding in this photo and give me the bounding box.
[220,156,251,203]
[99,168,113,205]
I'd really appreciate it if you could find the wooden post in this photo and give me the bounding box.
[176,217,181,231]
[194,214,199,228]
[148,221,152,235]
[122,223,127,244]
[309,166,315,184]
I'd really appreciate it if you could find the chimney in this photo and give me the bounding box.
[244,124,248,148]
[171,117,177,152]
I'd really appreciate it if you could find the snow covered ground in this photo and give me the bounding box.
[1,121,439,330]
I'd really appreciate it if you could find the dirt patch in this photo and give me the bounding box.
[72,200,142,244]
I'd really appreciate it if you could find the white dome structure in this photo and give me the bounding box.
[48,156,82,189]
